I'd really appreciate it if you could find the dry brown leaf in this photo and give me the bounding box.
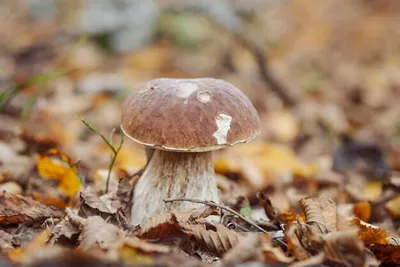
[78,188,118,217]
[116,176,134,219]
[0,191,64,225]
[222,233,263,264]
[48,219,80,245]
[256,190,281,226]
[322,228,379,267]
[66,208,125,251]
[179,220,243,257]
[285,223,309,261]
[137,211,188,240]
[137,209,242,256]
[261,233,293,263]
[300,197,337,233]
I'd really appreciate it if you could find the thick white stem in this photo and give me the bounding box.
[131,149,219,225]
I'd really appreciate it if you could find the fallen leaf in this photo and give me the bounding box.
[179,220,243,256]
[299,197,337,233]
[222,233,263,264]
[285,223,309,261]
[352,218,391,245]
[48,219,80,245]
[214,142,318,193]
[78,188,118,217]
[138,209,243,256]
[363,181,383,201]
[353,201,371,222]
[321,228,379,267]
[137,211,187,240]
[116,176,135,220]
[66,208,125,251]
[369,243,400,264]
[261,233,293,263]
[36,149,81,197]
[256,190,281,226]
[0,191,64,225]
[385,195,400,218]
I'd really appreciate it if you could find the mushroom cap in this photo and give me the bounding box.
[121,78,260,152]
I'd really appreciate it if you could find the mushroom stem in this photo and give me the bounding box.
[131,149,219,225]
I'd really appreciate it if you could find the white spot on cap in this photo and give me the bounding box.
[197,91,211,103]
[213,114,232,144]
[176,82,198,104]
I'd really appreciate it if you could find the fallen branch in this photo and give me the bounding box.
[75,116,124,193]
[234,32,297,107]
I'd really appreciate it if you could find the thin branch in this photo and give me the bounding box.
[163,197,268,234]
[75,116,124,193]
[75,116,118,154]
[234,33,297,107]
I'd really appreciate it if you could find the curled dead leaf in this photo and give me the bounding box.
[322,228,380,267]
[179,221,242,256]
[300,197,337,233]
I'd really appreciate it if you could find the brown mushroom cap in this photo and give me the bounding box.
[121,78,260,152]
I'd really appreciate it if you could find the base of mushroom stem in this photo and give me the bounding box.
[131,149,220,225]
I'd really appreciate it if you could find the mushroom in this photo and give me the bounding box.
[121,78,260,225]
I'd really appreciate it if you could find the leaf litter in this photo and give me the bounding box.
[1,1,400,266]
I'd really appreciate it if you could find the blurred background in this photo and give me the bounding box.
[1,0,400,219]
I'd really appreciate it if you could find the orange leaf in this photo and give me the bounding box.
[352,218,390,245]
[353,201,371,222]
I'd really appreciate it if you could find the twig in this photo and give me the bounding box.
[75,116,124,193]
[163,197,268,234]
[234,33,297,107]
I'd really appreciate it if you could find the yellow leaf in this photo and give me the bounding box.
[36,149,81,197]
[268,110,299,143]
[385,196,400,219]
[363,181,382,201]
[214,142,319,190]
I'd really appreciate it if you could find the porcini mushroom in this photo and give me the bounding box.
[121,78,260,225]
